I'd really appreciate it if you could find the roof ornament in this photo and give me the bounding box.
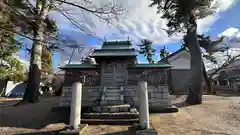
[127,36,129,41]
[104,37,107,42]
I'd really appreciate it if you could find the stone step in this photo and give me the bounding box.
[82,111,139,119]
[104,89,122,93]
[104,95,123,101]
[106,86,122,89]
[81,118,139,125]
[101,100,124,106]
[91,104,132,113]
[104,92,121,97]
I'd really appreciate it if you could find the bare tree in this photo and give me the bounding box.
[4,0,125,103]
[206,49,240,79]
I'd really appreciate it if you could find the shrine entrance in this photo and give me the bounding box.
[101,61,126,86]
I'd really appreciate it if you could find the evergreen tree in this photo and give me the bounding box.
[160,46,169,59]
[138,39,156,63]
[150,0,220,104]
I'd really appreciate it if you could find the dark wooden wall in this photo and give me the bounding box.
[127,69,167,86]
[63,68,168,87]
[64,69,101,87]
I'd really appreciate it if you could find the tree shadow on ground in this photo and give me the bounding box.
[172,101,194,108]
[103,130,133,135]
[0,97,68,131]
[15,129,64,135]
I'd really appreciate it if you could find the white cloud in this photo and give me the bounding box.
[49,0,237,65]
[50,0,236,46]
[218,27,240,48]
[219,27,239,37]
[205,27,240,71]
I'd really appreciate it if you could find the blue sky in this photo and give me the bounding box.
[17,0,240,71]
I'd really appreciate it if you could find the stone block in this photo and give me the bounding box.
[124,97,132,102]
[63,97,70,102]
[82,102,97,107]
[109,106,119,113]
[87,87,100,92]
[127,86,137,90]
[100,101,107,105]
[149,98,164,103]
[160,100,170,106]
[92,106,101,113]
[152,89,161,93]
[124,92,130,96]
[123,107,129,112]
[147,88,154,92]
[89,96,99,101]
[102,107,109,112]
[136,129,159,135]
[105,92,120,97]
[60,102,70,107]
[132,97,138,102]
[154,93,163,99]
[106,100,124,106]
[105,96,120,100]
[162,93,170,99]
[66,92,72,97]
[129,91,136,97]
[150,102,165,108]
[163,87,169,93]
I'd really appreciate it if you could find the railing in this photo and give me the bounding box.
[64,70,100,86]
[127,69,167,86]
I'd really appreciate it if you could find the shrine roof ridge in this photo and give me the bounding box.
[102,40,131,45]
[101,40,133,50]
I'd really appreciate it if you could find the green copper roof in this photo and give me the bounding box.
[129,64,172,68]
[101,41,132,49]
[90,40,137,57]
[60,64,98,69]
[91,48,137,57]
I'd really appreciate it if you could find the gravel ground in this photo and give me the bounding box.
[83,95,240,135]
[1,95,240,135]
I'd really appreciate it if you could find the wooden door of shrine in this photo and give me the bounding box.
[101,61,126,86]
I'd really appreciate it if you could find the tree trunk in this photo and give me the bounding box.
[185,15,203,105]
[22,0,49,102]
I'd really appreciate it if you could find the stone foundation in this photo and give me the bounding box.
[60,85,171,110]
[60,86,101,107]
[124,85,171,109]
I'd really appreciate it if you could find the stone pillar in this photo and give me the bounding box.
[138,81,150,129]
[226,79,230,86]
[216,80,219,86]
[70,82,82,129]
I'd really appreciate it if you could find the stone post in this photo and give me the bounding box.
[216,80,219,86]
[226,79,230,86]
[70,82,82,129]
[138,81,150,129]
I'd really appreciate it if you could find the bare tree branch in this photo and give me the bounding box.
[208,52,240,78]
[51,4,85,31]
[55,0,124,14]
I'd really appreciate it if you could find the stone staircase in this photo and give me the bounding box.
[81,86,139,125]
[82,104,139,125]
[100,86,124,106]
